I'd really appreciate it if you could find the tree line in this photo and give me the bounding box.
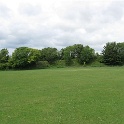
[0,42,124,70]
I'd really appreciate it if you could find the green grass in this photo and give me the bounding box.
[0,67,124,124]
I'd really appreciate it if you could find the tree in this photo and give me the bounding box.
[95,52,104,63]
[117,42,124,65]
[0,48,10,70]
[102,42,123,65]
[27,48,41,65]
[62,44,95,65]
[63,47,73,65]
[72,44,84,62]
[61,44,83,65]
[40,47,58,64]
[79,45,95,64]
[11,47,41,69]
[62,46,74,66]
[0,48,9,63]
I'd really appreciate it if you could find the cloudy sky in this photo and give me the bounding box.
[0,0,124,54]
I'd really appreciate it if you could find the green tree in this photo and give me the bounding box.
[117,42,124,65]
[62,46,74,66]
[0,48,10,70]
[62,44,95,65]
[27,48,41,65]
[95,52,104,63]
[63,48,72,66]
[72,44,84,62]
[102,42,123,65]
[79,45,95,64]
[40,47,58,64]
[0,48,9,63]
[11,47,41,69]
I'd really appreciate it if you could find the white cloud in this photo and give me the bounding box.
[0,3,11,18]
[0,0,124,54]
[19,3,42,16]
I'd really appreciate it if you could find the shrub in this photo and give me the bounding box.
[90,60,106,67]
[56,60,65,68]
[0,63,11,70]
[36,61,50,69]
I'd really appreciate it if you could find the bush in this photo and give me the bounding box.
[36,61,50,69]
[72,59,81,66]
[90,60,106,67]
[55,60,65,68]
[0,63,11,70]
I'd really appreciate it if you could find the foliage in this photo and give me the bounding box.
[102,42,124,65]
[117,42,124,64]
[55,60,65,68]
[36,61,50,69]
[0,42,124,70]
[72,44,84,61]
[62,44,95,65]
[79,45,95,64]
[0,48,9,63]
[0,63,10,70]
[0,48,10,70]
[11,47,41,69]
[95,53,104,63]
[62,46,73,66]
[62,44,83,65]
[40,47,58,64]
[90,60,107,67]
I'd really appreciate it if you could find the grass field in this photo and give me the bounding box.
[0,67,124,124]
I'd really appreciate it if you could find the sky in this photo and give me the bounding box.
[0,0,124,54]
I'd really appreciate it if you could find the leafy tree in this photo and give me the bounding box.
[102,42,123,65]
[95,52,104,63]
[0,48,9,63]
[11,47,29,68]
[63,47,73,65]
[61,45,75,66]
[0,48,10,70]
[79,45,95,64]
[58,48,64,60]
[72,44,83,62]
[27,48,41,65]
[117,42,124,65]
[40,47,58,64]
[11,47,41,69]
[62,44,95,65]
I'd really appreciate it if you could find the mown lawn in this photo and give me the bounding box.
[0,67,124,124]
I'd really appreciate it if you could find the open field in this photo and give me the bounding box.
[0,67,124,124]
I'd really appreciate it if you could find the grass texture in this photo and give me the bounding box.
[0,67,124,124]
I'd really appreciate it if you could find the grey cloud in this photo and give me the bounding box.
[100,1,124,23]
[19,3,42,16]
[0,31,7,40]
[0,3,11,18]
[0,23,32,49]
[109,1,124,19]
[1,35,30,49]
[2,22,59,49]
[1,0,124,54]
[57,4,93,23]
[54,2,104,34]
[58,0,124,34]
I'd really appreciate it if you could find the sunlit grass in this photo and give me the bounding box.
[0,67,124,124]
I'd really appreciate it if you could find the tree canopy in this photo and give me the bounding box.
[11,47,41,69]
[0,48,9,63]
[102,42,124,65]
[0,42,124,70]
[40,47,58,64]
